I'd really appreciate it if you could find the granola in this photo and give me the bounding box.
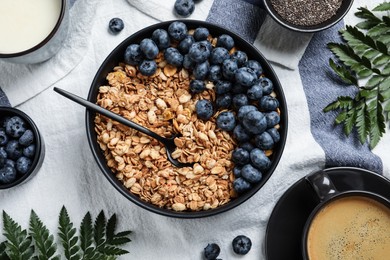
[94,55,237,212]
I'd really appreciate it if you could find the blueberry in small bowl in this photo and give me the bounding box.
[0,107,45,189]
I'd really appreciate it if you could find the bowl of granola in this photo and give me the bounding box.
[86,20,287,218]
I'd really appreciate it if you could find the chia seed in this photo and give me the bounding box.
[270,0,343,26]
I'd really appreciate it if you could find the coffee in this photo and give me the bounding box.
[0,0,62,54]
[307,195,390,260]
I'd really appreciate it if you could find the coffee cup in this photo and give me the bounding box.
[302,170,390,260]
[0,0,69,64]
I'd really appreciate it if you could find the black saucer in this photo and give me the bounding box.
[265,167,390,260]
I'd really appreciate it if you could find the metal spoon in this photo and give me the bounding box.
[53,87,193,168]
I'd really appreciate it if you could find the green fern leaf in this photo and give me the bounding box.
[366,75,384,88]
[326,2,390,149]
[373,2,390,11]
[101,245,129,256]
[58,206,81,260]
[94,211,106,250]
[368,100,386,148]
[328,59,358,85]
[355,102,369,144]
[2,211,34,260]
[29,210,58,259]
[105,215,116,244]
[80,212,94,258]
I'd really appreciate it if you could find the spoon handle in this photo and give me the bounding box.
[53,87,167,143]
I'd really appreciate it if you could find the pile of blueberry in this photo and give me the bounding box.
[0,116,36,185]
[123,21,281,194]
[204,235,252,259]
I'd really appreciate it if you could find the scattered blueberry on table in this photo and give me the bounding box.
[204,243,221,260]
[174,0,195,17]
[0,116,36,185]
[232,235,252,255]
[108,18,124,34]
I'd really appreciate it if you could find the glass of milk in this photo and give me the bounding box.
[0,0,69,64]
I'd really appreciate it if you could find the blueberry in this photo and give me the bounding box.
[237,105,257,122]
[168,21,188,41]
[19,129,34,146]
[233,166,242,178]
[108,18,124,34]
[16,156,32,174]
[208,65,222,82]
[215,94,232,109]
[188,41,211,63]
[267,128,280,143]
[200,40,213,53]
[138,60,158,76]
[23,144,36,158]
[5,116,26,138]
[265,111,280,128]
[239,142,255,152]
[5,140,23,160]
[193,27,209,41]
[177,35,195,54]
[242,110,267,135]
[232,94,249,110]
[0,129,8,146]
[216,111,236,131]
[241,164,262,183]
[193,61,210,80]
[195,100,214,120]
[250,148,271,171]
[164,47,184,67]
[139,38,159,60]
[233,124,251,143]
[0,147,7,167]
[259,96,279,111]
[183,54,195,70]
[254,131,274,150]
[5,159,15,168]
[124,44,144,65]
[233,177,252,193]
[204,243,220,260]
[210,47,230,65]
[1,117,10,128]
[174,0,195,17]
[189,80,206,94]
[231,83,246,94]
[0,166,17,184]
[232,235,252,255]
[231,51,248,67]
[151,29,171,50]
[259,77,273,95]
[216,34,235,51]
[222,59,238,80]
[215,80,232,95]
[246,60,263,77]
[235,67,257,87]
[232,148,250,165]
[247,83,263,101]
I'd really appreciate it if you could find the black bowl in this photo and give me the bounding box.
[262,0,354,33]
[0,107,45,189]
[86,20,288,218]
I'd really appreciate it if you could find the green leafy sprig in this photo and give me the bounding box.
[325,2,390,149]
[0,206,132,260]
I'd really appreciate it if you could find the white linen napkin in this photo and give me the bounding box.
[0,0,99,106]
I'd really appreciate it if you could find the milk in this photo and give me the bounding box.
[0,0,62,54]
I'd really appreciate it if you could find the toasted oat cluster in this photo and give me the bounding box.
[94,54,237,212]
